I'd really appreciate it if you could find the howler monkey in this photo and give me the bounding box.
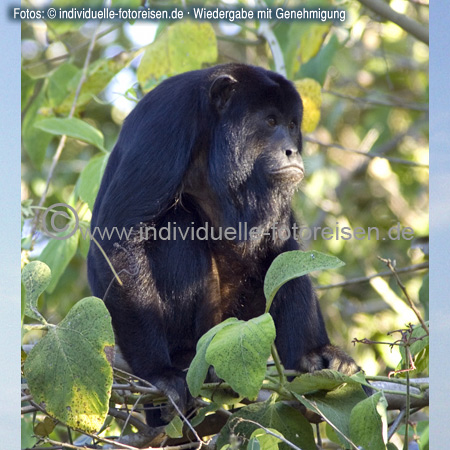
[87,64,358,426]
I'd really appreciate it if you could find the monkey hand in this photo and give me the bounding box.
[146,370,193,426]
[299,344,360,376]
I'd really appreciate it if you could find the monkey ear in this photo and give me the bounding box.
[209,75,238,111]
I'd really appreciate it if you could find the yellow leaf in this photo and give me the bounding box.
[294,79,322,133]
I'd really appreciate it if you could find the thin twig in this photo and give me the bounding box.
[308,130,410,234]
[37,438,93,450]
[270,343,286,386]
[31,21,102,240]
[168,396,204,448]
[323,89,428,112]
[377,257,429,335]
[217,35,265,46]
[316,262,428,290]
[21,405,39,414]
[388,408,406,440]
[300,398,359,450]
[305,136,429,168]
[112,383,161,395]
[108,406,152,436]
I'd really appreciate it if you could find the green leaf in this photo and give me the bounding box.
[21,261,51,323]
[21,417,37,449]
[35,117,106,151]
[34,416,57,437]
[250,427,285,450]
[288,369,369,396]
[199,385,243,406]
[349,392,388,450]
[398,323,429,373]
[206,314,276,399]
[22,87,53,169]
[216,400,316,450]
[55,52,137,114]
[78,225,91,259]
[264,250,345,311]
[325,423,342,446]
[165,415,184,438]
[247,437,261,450]
[47,63,80,108]
[137,21,217,92]
[190,403,219,427]
[293,384,367,448]
[299,34,340,84]
[24,297,114,433]
[274,20,331,79]
[187,318,239,397]
[414,346,429,374]
[409,323,429,357]
[419,422,429,450]
[39,233,79,293]
[77,153,110,212]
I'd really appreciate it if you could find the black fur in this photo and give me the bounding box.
[87,64,358,426]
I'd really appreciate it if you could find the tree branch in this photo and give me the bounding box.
[358,0,428,45]
[316,262,428,290]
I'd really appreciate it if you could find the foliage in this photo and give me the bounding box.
[21,0,429,448]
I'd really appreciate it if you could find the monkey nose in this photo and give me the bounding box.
[285,148,298,157]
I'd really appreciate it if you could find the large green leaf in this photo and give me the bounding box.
[137,21,217,92]
[24,297,114,432]
[216,400,316,450]
[264,250,345,311]
[294,384,367,449]
[21,261,51,323]
[39,233,79,293]
[349,392,388,450]
[187,318,239,397]
[35,117,106,152]
[205,314,276,400]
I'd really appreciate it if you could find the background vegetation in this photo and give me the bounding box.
[21,0,429,448]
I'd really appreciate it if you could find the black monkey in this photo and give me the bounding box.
[87,64,358,426]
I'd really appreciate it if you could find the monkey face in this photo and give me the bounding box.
[208,68,305,197]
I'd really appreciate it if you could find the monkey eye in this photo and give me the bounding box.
[266,116,277,127]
